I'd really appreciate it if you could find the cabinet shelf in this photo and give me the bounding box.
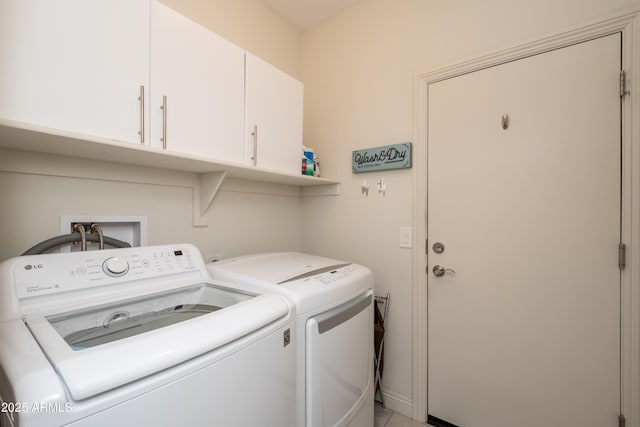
[0,119,340,224]
[0,118,337,185]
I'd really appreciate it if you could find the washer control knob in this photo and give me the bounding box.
[103,257,129,277]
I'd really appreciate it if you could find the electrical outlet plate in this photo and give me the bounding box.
[60,215,147,252]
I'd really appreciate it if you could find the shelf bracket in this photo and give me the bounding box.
[200,171,227,215]
[193,171,227,227]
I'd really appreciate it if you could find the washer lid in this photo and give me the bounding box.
[25,283,289,401]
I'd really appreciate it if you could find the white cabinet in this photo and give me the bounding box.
[245,53,304,175]
[0,2,310,183]
[0,0,149,144]
[150,2,245,163]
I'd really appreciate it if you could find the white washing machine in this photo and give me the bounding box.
[0,244,296,427]
[207,252,374,427]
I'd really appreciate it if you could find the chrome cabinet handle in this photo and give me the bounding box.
[138,85,145,144]
[160,95,167,150]
[250,124,258,166]
[433,265,456,277]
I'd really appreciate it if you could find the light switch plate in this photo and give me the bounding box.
[400,227,412,248]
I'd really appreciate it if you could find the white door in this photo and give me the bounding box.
[150,1,245,161]
[0,0,149,144]
[427,34,621,427]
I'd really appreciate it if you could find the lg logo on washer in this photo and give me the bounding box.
[23,264,43,271]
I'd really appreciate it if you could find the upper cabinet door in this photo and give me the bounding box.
[150,2,245,163]
[0,0,150,144]
[245,53,304,175]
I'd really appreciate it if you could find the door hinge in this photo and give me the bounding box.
[619,243,626,270]
[620,70,628,97]
[619,413,626,427]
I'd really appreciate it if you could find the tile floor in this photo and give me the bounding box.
[374,404,434,427]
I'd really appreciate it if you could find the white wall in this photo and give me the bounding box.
[0,150,303,261]
[300,0,640,416]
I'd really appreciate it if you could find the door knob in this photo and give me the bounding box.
[433,265,456,277]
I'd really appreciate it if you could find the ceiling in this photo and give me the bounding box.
[259,0,365,32]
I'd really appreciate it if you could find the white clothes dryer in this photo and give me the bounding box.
[0,244,296,427]
[207,252,374,427]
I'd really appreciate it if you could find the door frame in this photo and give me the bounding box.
[412,6,640,425]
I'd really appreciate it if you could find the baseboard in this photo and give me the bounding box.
[377,388,414,419]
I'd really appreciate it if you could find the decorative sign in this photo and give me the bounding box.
[352,142,412,173]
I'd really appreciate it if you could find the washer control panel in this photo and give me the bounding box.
[14,245,202,299]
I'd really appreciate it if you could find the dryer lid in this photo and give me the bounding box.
[210,252,349,284]
[25,283,289,401]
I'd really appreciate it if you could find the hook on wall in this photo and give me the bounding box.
[361,180,370,197]
[361,178,387,197]
[377,178,386,196]
[502,114,510,130]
